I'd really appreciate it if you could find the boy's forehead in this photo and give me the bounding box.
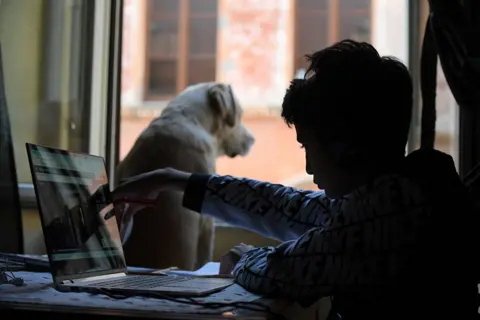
[295,124,312,143]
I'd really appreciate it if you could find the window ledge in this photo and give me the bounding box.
[121,104,282,120]
[19,183,37,209]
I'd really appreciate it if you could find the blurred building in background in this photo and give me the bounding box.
[120,0,456,189]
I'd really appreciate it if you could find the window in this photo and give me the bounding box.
[294,0,371,76]
[0,0,95,185]
[144,0,218,100]
[294,0,328,73]
[408,1,459,168]
[430,1,460,167]
[433,63,459,167]
[1,0,120,253]
[339,0,371,41]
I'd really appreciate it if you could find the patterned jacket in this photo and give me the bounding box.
[182,149,477,319]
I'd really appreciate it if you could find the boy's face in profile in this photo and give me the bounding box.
[295,123,333,189]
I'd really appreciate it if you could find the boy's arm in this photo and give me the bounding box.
[182,174,334,242]
[231,217,392,303]
[231,175,428,303]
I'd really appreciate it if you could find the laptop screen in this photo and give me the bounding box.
[26,144,126,278]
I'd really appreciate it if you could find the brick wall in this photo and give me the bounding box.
[216,0,292,108]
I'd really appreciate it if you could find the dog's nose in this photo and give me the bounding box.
[247,135,255,147]
[243,136,255,151]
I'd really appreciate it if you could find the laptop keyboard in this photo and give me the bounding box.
[87,275,194,289]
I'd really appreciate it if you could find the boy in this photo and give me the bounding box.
[111,40,475,319]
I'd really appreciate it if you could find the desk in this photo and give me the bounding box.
[0,272,329,319]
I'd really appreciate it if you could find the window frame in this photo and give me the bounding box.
[143,0,218,101]
[459,106,480,178]
[406,0,422,154]
[19,0,463,207]
[293,0,372,75]
[19,0,123,208]
[106,0,123,186]
[407,0,461,167]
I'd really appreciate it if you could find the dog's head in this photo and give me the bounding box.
[207,83,255,158]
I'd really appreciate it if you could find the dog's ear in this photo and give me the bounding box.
[207,83,237,127]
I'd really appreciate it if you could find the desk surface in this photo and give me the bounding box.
[0,271,283,319]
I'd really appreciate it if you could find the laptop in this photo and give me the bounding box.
[26,143,233,296]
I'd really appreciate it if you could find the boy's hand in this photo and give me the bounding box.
[219,243,255,275]
[90,168,192,243]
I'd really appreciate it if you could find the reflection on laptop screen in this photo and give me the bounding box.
[27,144,126,278]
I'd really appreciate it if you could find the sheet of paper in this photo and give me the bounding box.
[167,262,220,276]
[191,282,262,304]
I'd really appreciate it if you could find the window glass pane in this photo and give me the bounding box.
[432,63,459,166]
[0,0,94,184]
[295,0,328,73]
[409,68,459,168]
[148,20,179,57]
[189,0,217,13]
[187,0,218,87]
[408,4,459,168]
[147,61,177,96]
[297,0,328,10]
[295,13,328,72]
[339,11,370,41]
[149,0,179,15]
[145,0,179,98]
[189,16,217,56]
[341,0,370,11]
[187,58,216,86]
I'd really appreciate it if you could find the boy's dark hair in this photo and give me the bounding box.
[282,40,413,169]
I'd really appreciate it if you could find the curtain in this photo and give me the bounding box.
[420,0,480,151]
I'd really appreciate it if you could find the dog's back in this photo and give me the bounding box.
[116,82,254,270]
[116,116,216,183]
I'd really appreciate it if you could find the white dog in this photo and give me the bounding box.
[116,82,255,270]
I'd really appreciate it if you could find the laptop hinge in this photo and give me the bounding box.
[61,272,126,285]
